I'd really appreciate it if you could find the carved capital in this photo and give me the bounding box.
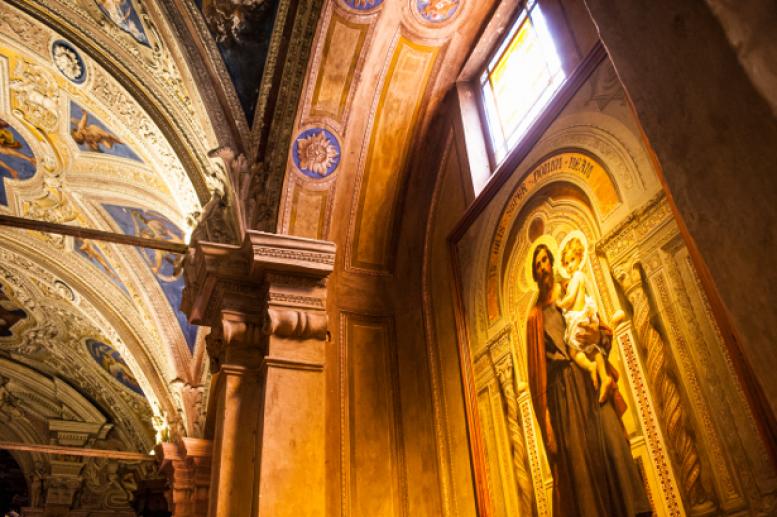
[182,231,335,372]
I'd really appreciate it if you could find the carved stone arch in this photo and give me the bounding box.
[0,243,168,450]
[0,240,173,417]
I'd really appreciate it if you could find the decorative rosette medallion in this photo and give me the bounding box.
[416,0,460,23]
[51,40,87,84]
[343,0,384,12]
[292,128,341,179]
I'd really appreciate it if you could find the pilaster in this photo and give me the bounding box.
[156,438,213,517]
[182,230,335,517]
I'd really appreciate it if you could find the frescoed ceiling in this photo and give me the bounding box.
[0,1,224,493]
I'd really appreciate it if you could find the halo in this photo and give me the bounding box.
[523,234,560,289]
[557,230,589,278]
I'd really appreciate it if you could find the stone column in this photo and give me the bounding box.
[183,438,212,517]
[156,442,193,517]
[155,438,212,517]
[182,231,334,517]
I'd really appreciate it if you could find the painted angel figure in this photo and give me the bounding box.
[71,111,123,152]
[556,231,624,403]
[0,120,35,179]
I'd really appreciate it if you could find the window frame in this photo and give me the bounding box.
[477,0,567,171]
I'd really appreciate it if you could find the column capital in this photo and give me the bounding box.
[182,231,335,373]
[182,231,335,326]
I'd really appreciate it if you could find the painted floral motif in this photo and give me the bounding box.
[417,0,460,23]
[51,41,86,83]
[86,338,144,395]
[293,128,340,178]
[343,0,383,11]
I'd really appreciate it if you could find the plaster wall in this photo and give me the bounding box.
[585,0,777,430]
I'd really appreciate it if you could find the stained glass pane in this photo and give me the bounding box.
[481,3,565,164]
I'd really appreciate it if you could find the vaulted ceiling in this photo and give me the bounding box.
[0,0,497,511]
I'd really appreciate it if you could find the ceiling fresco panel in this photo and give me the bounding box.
[0,117,36,206]
[103,204,199,352]
[310,12,369,123]
[73,237,129,295]
[69,101,142,161]
[86,337,145,396]
[195,0,280,122]
[350,36,439,272]
[94,0,151,47]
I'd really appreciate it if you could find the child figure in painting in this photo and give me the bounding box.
[556,232,624,403]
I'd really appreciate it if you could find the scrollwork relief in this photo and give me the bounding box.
[264,308,327,340]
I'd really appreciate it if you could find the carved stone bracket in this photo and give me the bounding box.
[182,230,335,372]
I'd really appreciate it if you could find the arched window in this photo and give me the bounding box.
[480,0,565,163]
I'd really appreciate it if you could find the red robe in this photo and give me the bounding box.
[526,302,627,454]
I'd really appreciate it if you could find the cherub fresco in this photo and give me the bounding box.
[104,204,198,351]
[0,284,27,338]
[71,110,123,152]
[69,103,141,161]
[0,119,36,206]
[129,208,180,281]
[86,338,144,395]
[74,238,128,293]
[94,0,150,46]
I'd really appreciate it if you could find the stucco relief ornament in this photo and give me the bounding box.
[10,61,60,133]
[51,41,86,84]
[292,128,340,178]
[417,0,460,23]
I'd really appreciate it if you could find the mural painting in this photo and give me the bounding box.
[69,102,142,161]
[93,0,150,46]
[196,0,279,122]
[524,233,650,516]
[74,237,129,294]
[86,338,144,395]
[103,204,198,351]
[0,118,36,206]
[0,283,27,338]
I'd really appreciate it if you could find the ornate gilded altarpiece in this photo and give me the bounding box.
[449,60,777,516]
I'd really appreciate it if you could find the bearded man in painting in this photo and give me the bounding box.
[526,243,651,516]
